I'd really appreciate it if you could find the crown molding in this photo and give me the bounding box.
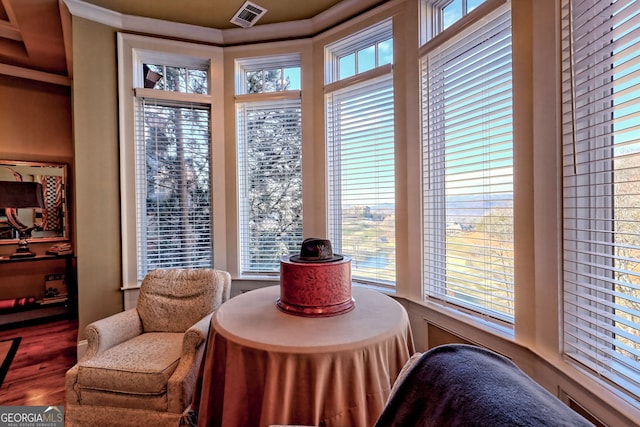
[122,14,224,44]
[63,0,389,46]
[63,0,224,44]
[63,0,122,29]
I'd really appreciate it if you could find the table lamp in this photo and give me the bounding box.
[0,181,45,258]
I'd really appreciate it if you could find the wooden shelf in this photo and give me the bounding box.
[0,253,76,327]
[0,253,73,264]
[0,302,69,326]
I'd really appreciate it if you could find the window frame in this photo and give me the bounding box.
[117,33,225,289]
[324,19,397,288]
[235,54,304,276]
[420,0,488,45]
[234,53,304,277]
[419,0,515,326]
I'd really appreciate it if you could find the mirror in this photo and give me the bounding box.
[0,160,69,244]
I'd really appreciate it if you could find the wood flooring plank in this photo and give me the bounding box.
[0,317,77,406]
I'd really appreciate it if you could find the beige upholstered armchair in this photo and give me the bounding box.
[65,268,231,427]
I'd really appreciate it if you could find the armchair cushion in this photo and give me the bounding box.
[77,333,182,397]
[137,268,226,333]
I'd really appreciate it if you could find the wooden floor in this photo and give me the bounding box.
[0,316,78,406]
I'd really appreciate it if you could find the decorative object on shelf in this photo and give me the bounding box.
[46,242,72,256]
[0,180,45,258]
[43,273,68,301]
[40,273,69,305]
[277,237,354,317]
[0,296,37,313]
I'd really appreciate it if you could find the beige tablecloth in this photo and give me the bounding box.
[197,285,415,427]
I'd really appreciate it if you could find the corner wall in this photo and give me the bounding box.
[70,17,123,337]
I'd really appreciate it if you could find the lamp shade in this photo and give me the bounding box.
[0,181,45,209]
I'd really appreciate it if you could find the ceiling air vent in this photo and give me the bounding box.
[230,1,267,28]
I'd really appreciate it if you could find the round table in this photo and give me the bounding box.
[196,285,415,427]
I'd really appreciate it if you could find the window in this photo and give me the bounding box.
[134,66,212,279]
[325,21,393,84]
[421,3,514,323]
[421,0,487,44]
[562,0,640,401]
[118,34,222,285]
[236,55,303,274]
[325,20,396,286]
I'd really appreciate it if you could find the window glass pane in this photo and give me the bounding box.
[422,3,513,322]
[339,53,356,80]
[357,46,376,73]
[262,69,283,92]
[283,67,301,90]
[245,67,301,93]
[326,19,392,84]
[237,99,303,273]
[424,0,487,41]
[144,64,208,94]
[165,66,184,92]
[378,39,393,66]
[327,75,395,285]
[467,0,484,13]
[443,0,463,30]
[246,70,264,93]
[135,100,212,279]
[186,69,208,94]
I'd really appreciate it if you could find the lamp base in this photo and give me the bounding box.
[10,250,36,259]
[10,233,36,258]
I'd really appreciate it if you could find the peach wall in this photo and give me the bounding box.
[0,75,72,163]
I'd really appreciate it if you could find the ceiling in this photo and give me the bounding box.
[0,0,350,81]
[0,0,69,76]
[83,0,344,30]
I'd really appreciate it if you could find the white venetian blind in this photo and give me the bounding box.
[326,74,395,285]
[562,0,640,400]
[237,98,303,274]
[135,98,212,280]
[421,3,514,322]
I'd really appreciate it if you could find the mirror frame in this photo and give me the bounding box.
[0,160,69,245]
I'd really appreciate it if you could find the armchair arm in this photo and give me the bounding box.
[167,312,213,413]
[82,308,143,361]
[67,309,143,405]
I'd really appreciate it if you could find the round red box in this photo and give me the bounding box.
[277,255,354,317]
